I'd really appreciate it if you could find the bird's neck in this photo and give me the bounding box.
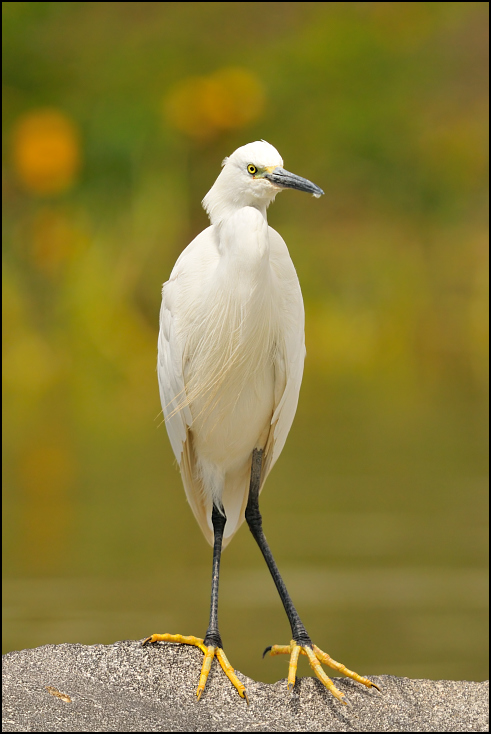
[203,176,271,228]
[216,206,270,272]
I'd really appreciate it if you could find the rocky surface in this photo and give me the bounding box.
[2,640,488,732]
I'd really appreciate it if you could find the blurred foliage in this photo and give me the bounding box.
[2,2,489,682]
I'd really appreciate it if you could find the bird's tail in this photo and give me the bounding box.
[179,432,255,548]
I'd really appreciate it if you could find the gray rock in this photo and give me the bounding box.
[2,640,488,732]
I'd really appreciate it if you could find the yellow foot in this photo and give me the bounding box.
[142,633,248,703]
[265,640,380,704]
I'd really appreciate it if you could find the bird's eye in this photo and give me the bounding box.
[247,164,257,175]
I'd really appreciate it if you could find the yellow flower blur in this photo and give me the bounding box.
[164,68,265,141]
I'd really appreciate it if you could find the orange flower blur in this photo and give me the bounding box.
[12,109,81,195]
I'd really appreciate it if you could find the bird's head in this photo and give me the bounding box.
[203,140,324,225]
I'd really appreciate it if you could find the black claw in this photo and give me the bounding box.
[262,645,272,658]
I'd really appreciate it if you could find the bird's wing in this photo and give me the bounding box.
[261,227,306,487]
[157,229,218,546]
[158,280,191,463]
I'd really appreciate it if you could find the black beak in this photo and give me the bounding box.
[264,167,324,197]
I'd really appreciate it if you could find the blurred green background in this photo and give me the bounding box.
[2,2,488,685]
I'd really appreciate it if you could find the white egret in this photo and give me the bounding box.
[144,141,378,704]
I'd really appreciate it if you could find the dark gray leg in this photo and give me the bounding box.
[203,504,226,648]
[245,449,312,648]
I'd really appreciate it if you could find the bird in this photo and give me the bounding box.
[143,140,379,704]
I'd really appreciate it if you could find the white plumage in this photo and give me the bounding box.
[158,141,313,545]
[148,143,377,705]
